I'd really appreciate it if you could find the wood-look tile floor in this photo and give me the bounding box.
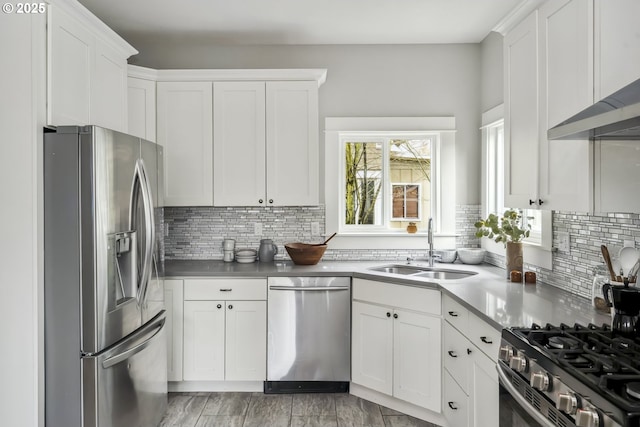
[160,392,441,427]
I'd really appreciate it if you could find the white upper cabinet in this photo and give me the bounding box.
[127,66,157,142]
[594,0,640,100]
[266,81,319,206]
[213,80,319,206]
[504,11,539,209]
[505,2,593,212]
[213,82,267,206]
[157,81,214,206]
[47,1,137,132]
[537,0,593,212]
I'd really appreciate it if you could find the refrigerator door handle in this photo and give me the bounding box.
[102,314,165,369]
[130,159,155,306]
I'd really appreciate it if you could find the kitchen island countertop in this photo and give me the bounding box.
[164,259,611,331]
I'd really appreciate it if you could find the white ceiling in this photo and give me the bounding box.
[77,0,528,45]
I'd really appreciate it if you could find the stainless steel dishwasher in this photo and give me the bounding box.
[266,276,351,393]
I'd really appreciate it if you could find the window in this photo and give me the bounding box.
[340,135,436,232]
[481,106,552,268]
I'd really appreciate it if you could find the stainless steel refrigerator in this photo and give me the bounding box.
[44,126,167,427]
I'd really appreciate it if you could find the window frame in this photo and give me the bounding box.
[324,117,457,250]
[338,132,438,233]
[391,183,422,221]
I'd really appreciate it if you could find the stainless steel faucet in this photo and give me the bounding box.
[427,217,434,267]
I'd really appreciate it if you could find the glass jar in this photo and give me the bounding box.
[592,264,611,314]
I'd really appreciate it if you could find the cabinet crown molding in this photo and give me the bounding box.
[51,0,138,58]
[128,67,327,86]
[493,0,545,35]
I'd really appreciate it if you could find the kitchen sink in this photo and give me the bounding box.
[367,264,477,280]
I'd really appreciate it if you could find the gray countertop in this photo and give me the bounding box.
[164,259,611,331]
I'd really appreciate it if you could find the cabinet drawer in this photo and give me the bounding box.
[468,312,500,360]
[353,278,440,315]
[442,294,469,335]
[443,369,469,427]
[184,278,267,301]
[443,322,470,394]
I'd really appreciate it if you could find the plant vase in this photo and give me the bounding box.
[506,241,523,279]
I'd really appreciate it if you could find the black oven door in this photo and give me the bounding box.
[497,362,576,427]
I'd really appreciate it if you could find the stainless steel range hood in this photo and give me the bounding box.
[548,78,640,140]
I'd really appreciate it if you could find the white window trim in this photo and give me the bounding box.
[480,105,552,269]
[338,132,437,233]
[325,117,457,250]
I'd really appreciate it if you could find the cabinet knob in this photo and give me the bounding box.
[447,350,458,358]
[393,313,398,319]
[467,348,472,355]
[269,199,274,204]
[228,304,233,310]
[529,199,536,205]
[259,199,264,204]
[386,312,391,318]
[538,198,544,206]
[448,402,458,410]
[216,304,222,309]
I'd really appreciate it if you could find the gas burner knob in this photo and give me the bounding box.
[499,345,514,362]
[556,392,578,415]
[509,355,527,372]
[575,408,599,427]
[530,372,550,391]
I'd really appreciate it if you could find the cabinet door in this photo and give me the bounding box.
[443,369,470,427]
[595,0,640,100]
[469,350,499,427]
[183,300,225,381]
[225,300,266,381]
[48,5,92,126]
[128,77,156,141]
[393,309,441,412]
[266,81,319,206]
[164,279,183,382]
[443,322,470,394]
[351,301,393,395]
[538,0,593,212]
[92,38,128,132]
[157,82,213,206]
[213,82,266,206]
[504,11,539,209]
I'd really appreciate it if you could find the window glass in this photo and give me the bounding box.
[341,135,435,232]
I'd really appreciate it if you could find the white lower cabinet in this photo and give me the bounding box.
[164,279,184,382]
[442,295,499,427]
[182,279,267,382]
[352,279,441,413]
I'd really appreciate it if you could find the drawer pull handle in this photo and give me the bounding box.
[220,288,232,292]
[448,402,458,410]
[448,311,458,317]
[447,351,458,358]
[480,336,493,344]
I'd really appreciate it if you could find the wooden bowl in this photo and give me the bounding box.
[285,243,327,265]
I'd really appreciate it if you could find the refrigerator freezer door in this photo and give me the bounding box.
[82,311,168,427]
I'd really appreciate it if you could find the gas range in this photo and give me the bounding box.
[499,323,640,427]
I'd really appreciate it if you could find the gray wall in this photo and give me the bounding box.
[130,42,483,204]
[480,31,504,112]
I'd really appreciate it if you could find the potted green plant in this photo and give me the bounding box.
[474,209,531,279]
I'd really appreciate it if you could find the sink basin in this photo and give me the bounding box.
[368,264,477,280]
[369,265,426,275]
[412,270,477,280]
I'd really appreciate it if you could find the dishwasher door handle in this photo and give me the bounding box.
[269,286,350,291]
